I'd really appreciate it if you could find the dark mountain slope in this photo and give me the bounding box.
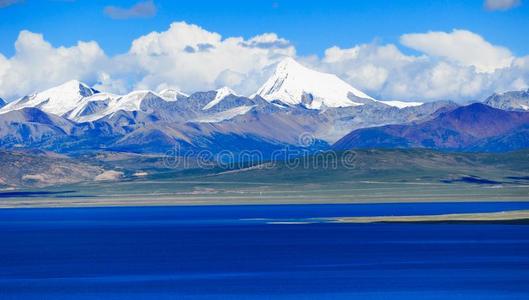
[333,103,529,152]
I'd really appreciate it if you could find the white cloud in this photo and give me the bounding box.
[320,44,416,92]
[123,22,294,94]
[0,31,107,99]
[400,29,513,73]
[0,22,294,100]
[314,33,529,101]
[104,0,157,19]
[0,24,527,103]
[484,0,521,11]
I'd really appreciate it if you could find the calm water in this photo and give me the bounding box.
[1,202,529,299]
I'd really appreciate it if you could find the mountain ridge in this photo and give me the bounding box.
[0,80,99,117]
[333,103,529,152]
[484,89,529,112]
[257,57,373,109]
[1,57,525,154]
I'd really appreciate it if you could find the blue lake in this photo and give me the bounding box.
[1,202,529,299]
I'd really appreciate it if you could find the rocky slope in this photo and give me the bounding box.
[333,103,529,152]
[0,150,104,188]
[484,89,529,112]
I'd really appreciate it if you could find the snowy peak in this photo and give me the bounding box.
[194,105,256,123]
[58,80,98,97]
[202,87,238,110]
[215,87,237,99]
[67,92,117,122]
[68,90,166,122]
[484,89,529,111]
[36,80,98,102]
[158,88,188,101]
[257,57,374,109]
[0,80,98,116]
[376,100,423,109]
[107,90,155,113]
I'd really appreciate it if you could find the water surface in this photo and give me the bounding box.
[1,202,529,299]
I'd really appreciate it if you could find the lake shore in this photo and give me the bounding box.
[3,194,529,209]
[333,210,529,223]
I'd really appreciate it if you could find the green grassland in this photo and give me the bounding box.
[2,149,529,207]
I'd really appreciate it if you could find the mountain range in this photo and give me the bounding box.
[0,57,528,155]
[333,103,529,152]
[483,89,529,112]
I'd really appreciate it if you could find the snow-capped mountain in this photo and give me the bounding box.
[0,58,463,154]
[484,89,529,112]
[257,57,374,109]
[158,89,188,101]
[202,87,239,110]
[0,82,190,123]
[66,90,182,122]
[0,80,98,117]
[68,90,172,122]
[0,58,427,122]
[375,100,423,109]
[194,105,256,123]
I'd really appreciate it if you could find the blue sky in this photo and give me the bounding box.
[0,0,528,102]
[1,0,528,57]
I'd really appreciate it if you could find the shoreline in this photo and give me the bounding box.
[1,195,529,209]
[1,195,529,212]
[333,210,529,223]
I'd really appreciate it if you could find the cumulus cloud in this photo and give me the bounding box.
[0,23,527,103]
[0,22,294,99]
[400,29,513,73]
[104,0,157,19]
[320,44,416,92]
[0,31,107,99]
[315,38,528,101]
[124,22,294,94]
[484,0,521,11]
